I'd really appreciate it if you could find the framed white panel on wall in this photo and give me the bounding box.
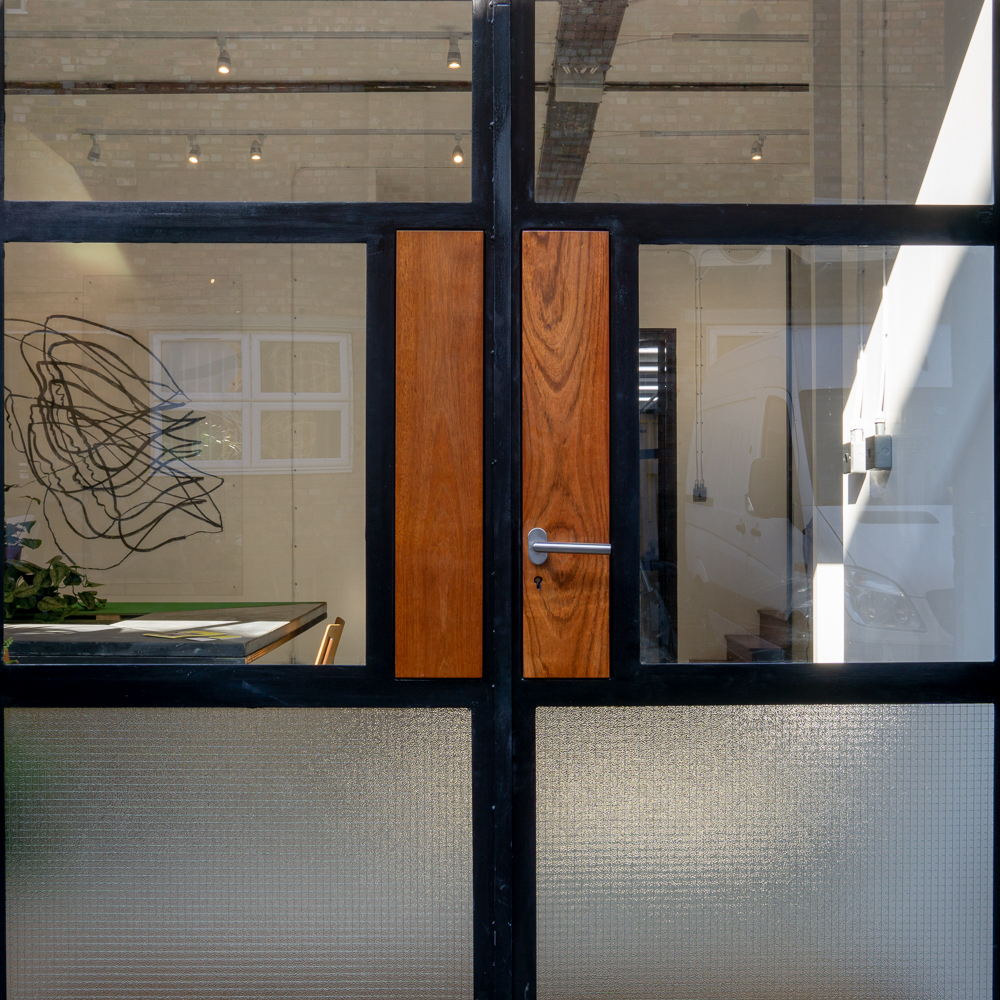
[252,334,352,402]
[150,332,354,475]
[151,334,250,402]
[252,402,352,473]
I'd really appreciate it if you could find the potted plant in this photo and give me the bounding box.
[4,493,106,624]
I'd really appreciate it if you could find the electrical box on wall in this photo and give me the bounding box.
[844,422,892,474]
[866,433,892,470]
[846,426,867,473]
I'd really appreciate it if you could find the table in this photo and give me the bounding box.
[4,603,327,664]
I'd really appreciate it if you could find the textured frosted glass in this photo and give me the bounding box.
[5,708,472,1000]
[537,705,993,1000]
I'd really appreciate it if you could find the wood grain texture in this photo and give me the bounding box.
[522,231,610,678]
[396,231,483,678]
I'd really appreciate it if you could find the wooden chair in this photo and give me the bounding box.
[314,617,346,665]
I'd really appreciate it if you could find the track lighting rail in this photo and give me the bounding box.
[640,128,810,138]
[78,128,470,138]
[6,30,473,41]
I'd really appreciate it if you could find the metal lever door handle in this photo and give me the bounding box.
[527,527,611,566]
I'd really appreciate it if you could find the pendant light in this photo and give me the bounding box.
[250,136,263,161]
[452,133,464,164]
[188,136,200,164]
[87,136,101,163]
[447,37,462,69]
[750,133,764,161]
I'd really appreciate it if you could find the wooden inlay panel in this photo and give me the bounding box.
[522,231,610,678]
[396,231,483,678]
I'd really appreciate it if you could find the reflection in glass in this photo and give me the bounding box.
[259,408,343,460]
[5,0,473,202]
[535,0,992,204]
[178,408,244,462]
[639,329,677,661]
[4,243,367,663]
[259,340,343,395]
[640,243,994,663]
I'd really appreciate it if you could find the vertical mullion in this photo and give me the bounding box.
[511,0,536,211]
[492,1,515,999]
[472,0,494,211]
[610,235,640,677]
[511,698,537,1000]
[366,234,396,682]
[2,0,6,203]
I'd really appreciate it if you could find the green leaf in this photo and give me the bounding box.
[37,596,69,612]
[47,562,70,589]
[36,610,70,623]
[6,559,42,574]
[76,591,106,612]
[20,538,42,550]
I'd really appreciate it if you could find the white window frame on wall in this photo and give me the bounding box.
[149,331,354,474]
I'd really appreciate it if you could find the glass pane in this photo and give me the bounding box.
[639,244,994,663]
[259,340,343,395]
[5,0,473,202]
[535,0,992,204]
[3,243,366,664]
[5,707,473,999]
[537,704,994,1000]
[259,407,343,460]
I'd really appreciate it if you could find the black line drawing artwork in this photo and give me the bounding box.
[4,315,224,570]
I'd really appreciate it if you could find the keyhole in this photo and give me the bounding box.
[533,576,542,590]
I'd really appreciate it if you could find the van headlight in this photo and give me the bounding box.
[845,567,925,632]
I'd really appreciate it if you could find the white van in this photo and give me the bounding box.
[685,329,957,662]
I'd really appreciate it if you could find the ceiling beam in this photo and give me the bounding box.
[535,0,628,203]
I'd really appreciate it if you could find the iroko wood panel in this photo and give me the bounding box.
[522,231,610,678]
[396,231,483,678]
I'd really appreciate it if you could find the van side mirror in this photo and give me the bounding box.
[745,457,785,519]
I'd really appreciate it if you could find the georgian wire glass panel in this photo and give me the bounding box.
[536,704,994,1000]
[5,707,474,1000]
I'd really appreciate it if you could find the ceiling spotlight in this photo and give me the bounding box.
[452,134,464,164]
[217,38,232,75]
[750,133,765,161]
[250,136,263,161]
[188,136,200,164]
[446,37,462,69]
[87,136,101,163]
